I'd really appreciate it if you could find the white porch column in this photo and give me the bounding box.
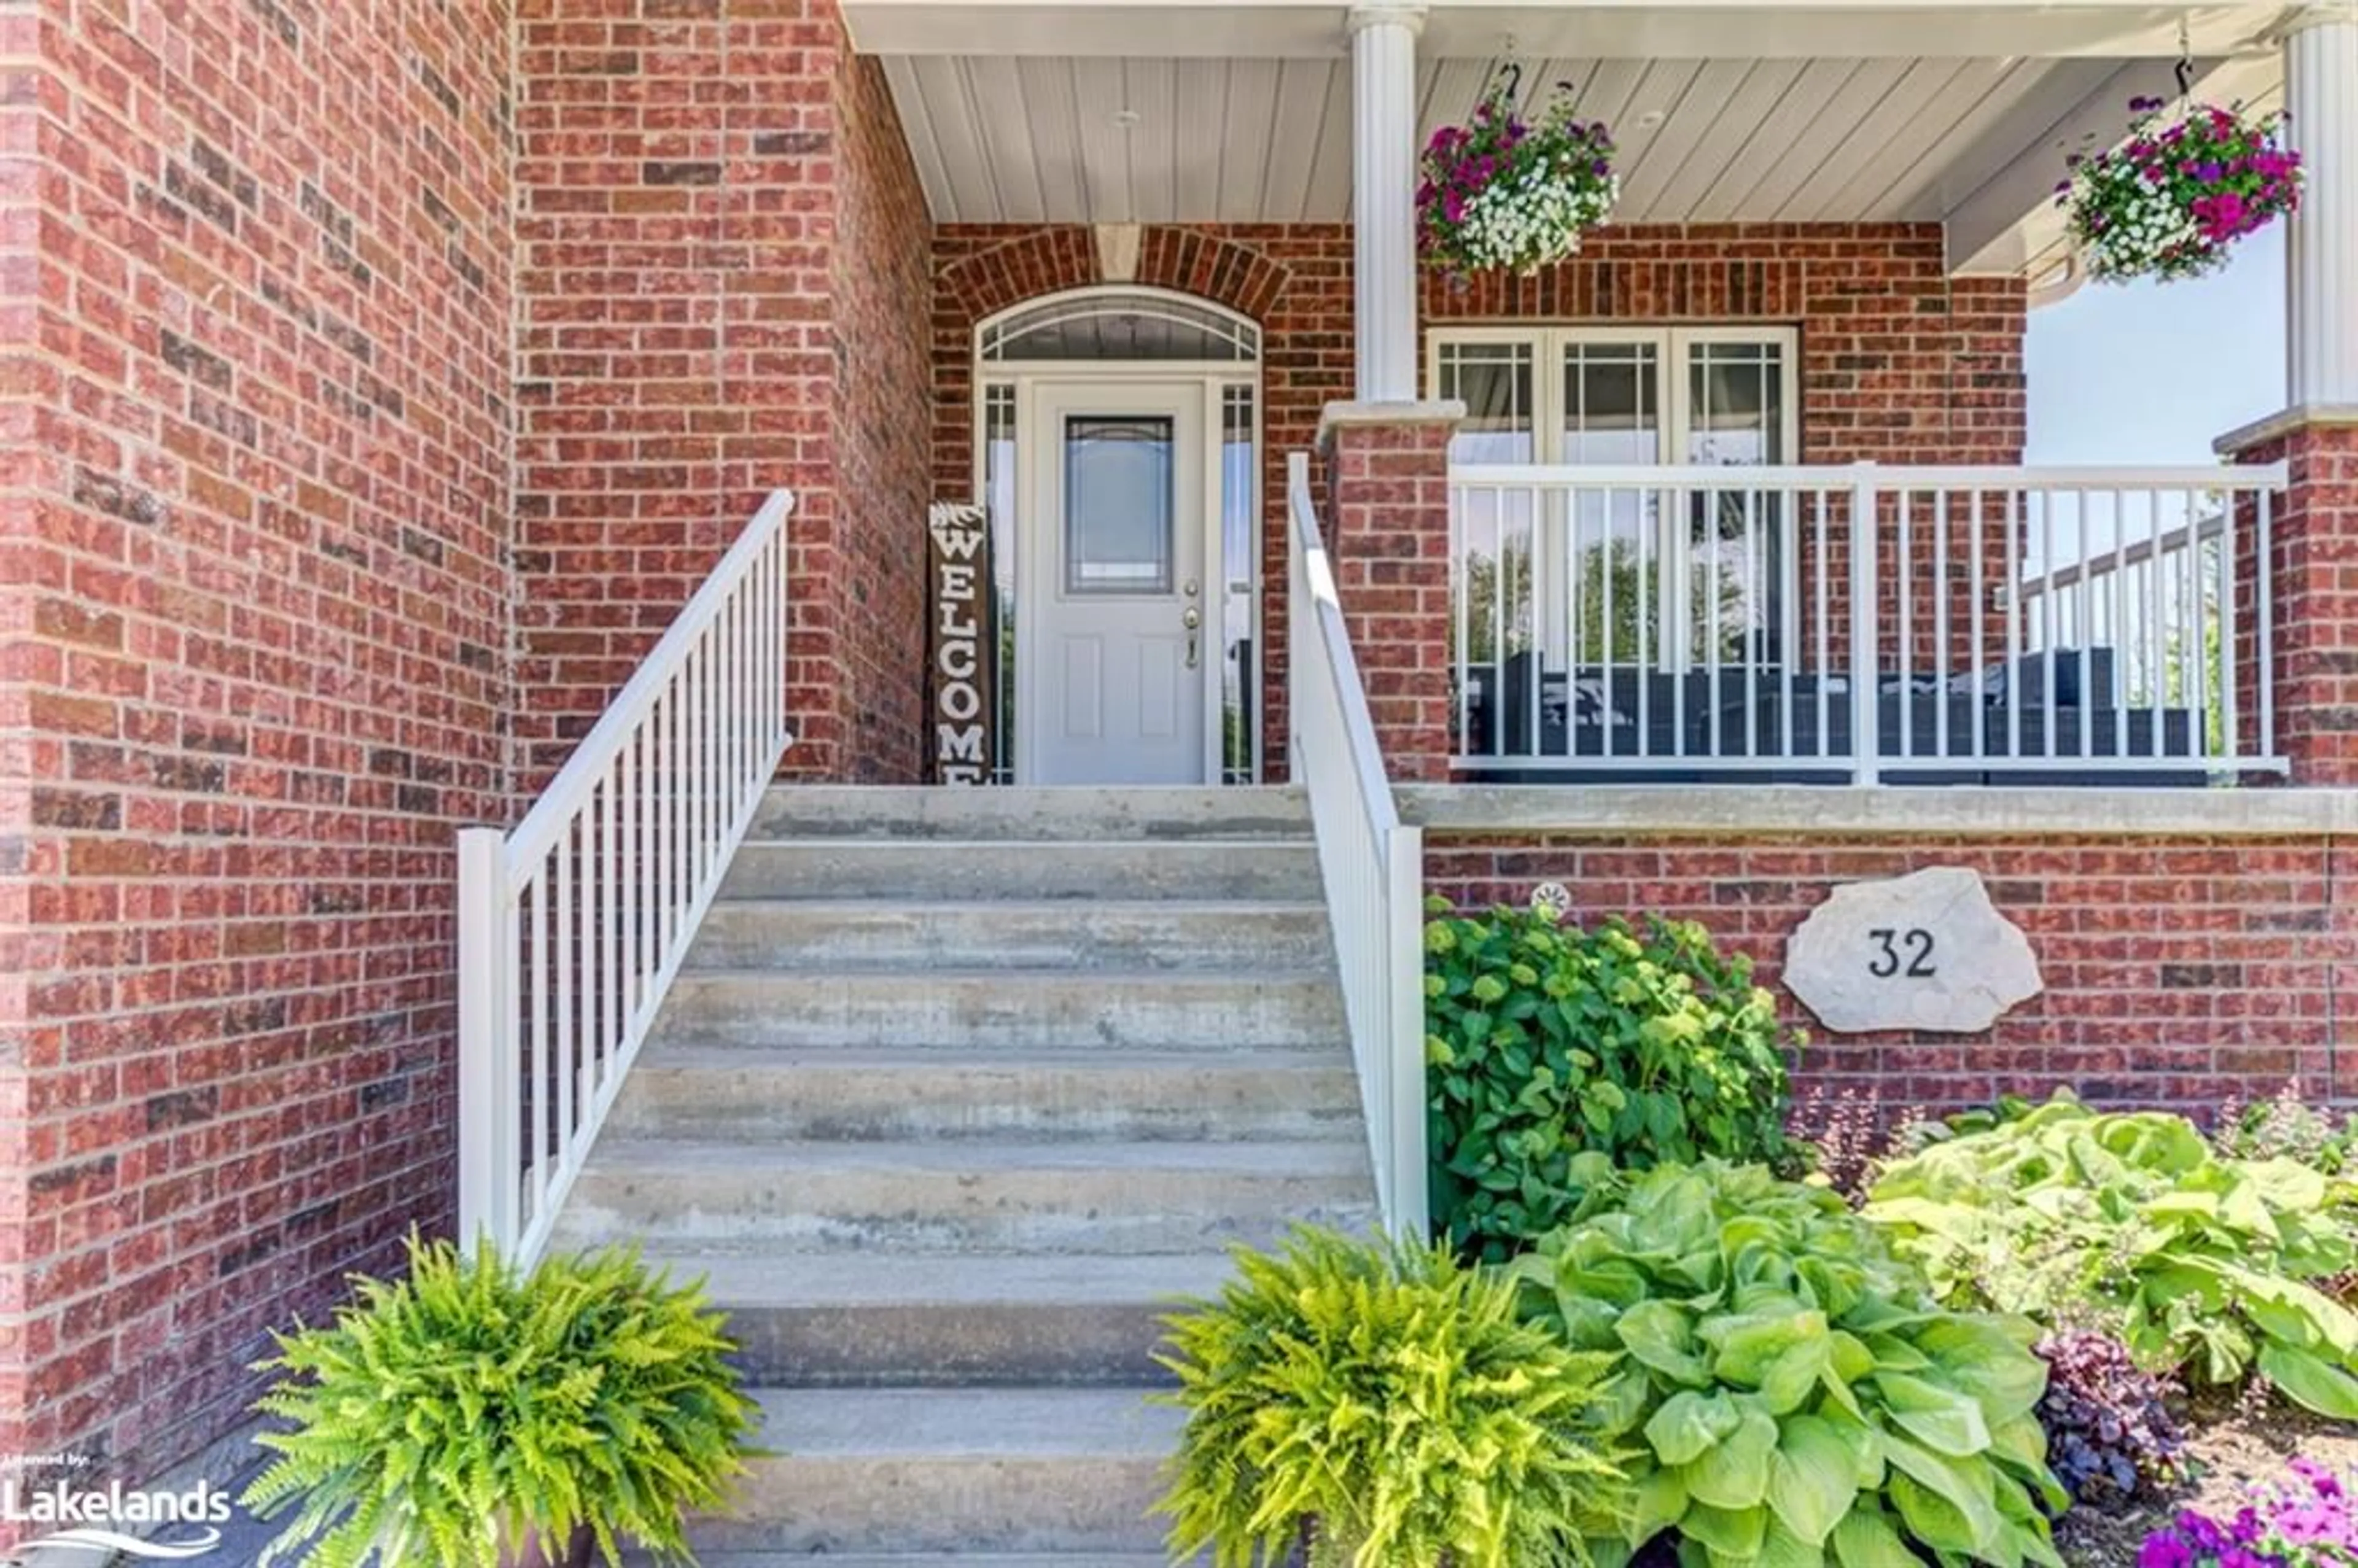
[1349,2,1424,401]
[2286,3,2358,406]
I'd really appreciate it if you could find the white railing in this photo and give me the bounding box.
[1286,452,1426,1241]
[457,491,795,1265]
[1449,463,2286,784]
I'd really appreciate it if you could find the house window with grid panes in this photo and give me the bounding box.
[1433,327,1797,674]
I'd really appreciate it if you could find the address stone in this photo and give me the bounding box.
[1784,866,2041,1034]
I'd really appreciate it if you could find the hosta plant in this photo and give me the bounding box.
[1513,1159,2066,1568]
[1156,1227,1627,1568]
[1418,72,1618,275]
[2059,95,2302,282]
[1864,1095,2358,1416]
[244,1235,757,1568]
[2138,1460,2358,1567]
[1426,899,1797,1261]
[2033,1331,2186,1510]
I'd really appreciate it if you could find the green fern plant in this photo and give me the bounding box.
[243,1234,757,1568]
[1156,1227,1628,1568]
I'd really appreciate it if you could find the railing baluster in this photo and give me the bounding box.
[2160,492,2169,759]
[2039,492,2058,762]
[1934,489,1949,762]
[1897,488,1912,766]
[1743,487,1759,762]
[1961,486,1980,759]
[2006,488,2022,763]
[2260,485,2276,763]
[2178,489,2204,762]
[2217,492,2239,765]
[1850,467,1878,786]
[532,854,553,1224]
[2111,494,2130,759]
[1636,487,1652,761]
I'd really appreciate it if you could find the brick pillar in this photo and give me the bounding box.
[2221,414,2358,785]
[1316,401,1463,782]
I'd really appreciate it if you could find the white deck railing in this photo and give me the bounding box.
[1449,463,2286,784]
[1286,452,1427,1241]
[458,492,795,1265]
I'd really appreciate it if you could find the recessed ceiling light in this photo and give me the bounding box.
[1114,107,1142,129]
[1635,109,1666,130]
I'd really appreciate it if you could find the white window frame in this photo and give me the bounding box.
[1425,324,1800,467]
[1428,324,1801,673]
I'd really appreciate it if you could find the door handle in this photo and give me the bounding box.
[1183,606,1201,669]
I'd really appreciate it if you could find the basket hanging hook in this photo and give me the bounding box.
[2175,13,2195,104]
[1487,56,1523,109]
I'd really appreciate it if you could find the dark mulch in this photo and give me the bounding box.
[2055,1390,2358,1566]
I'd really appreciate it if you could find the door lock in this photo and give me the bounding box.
[1183,606,1202,669]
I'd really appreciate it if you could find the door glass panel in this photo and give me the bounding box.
[1562,341,1663,671]
[1685,341,1788,664]
[1064,415,1175,594]
[1220,386,1257,784]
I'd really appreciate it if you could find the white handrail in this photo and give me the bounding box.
[458,491,795,1265]
[1286,452,1427,1242]
[1452,461,2289,489]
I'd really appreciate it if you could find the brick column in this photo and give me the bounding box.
[1316,401,1463,782]
[2221,413,2358,784]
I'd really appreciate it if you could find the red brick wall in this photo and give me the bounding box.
[1426,831,2354,1113]
[1,0,513,1486]
[824,55,935,781]
[517,5,932,785]
[2225,421,2358,785]
[1321,416,1457,782]
[931,223,2028,777]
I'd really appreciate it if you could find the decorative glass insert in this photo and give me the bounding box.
[1684,340,1787,664]
[982,292,1259,363]
[1436,340,1535,464]
[1220,386,1258,784]
[983,384,1018,782]
[1063,415,1175,594]
[1562,340,1665,668]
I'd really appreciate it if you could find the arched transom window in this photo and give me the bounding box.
[979,288,1261,363]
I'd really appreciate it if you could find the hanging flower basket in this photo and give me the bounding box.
[2058,96,2302,283]
[1417,74,1617,276]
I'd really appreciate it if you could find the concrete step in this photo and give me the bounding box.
[662,1250,1231,1386]
[720,839,1321,901]
[604,1045,1364,1143]
[696,1387,1180,1554]
[554,1137,1377,1254]
[688,896,1332,971]
[751,784,1308,842]
[650,968,1347,1050]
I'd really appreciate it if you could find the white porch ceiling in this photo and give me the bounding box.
[862,1,2294,276]
[885,52,2109,225]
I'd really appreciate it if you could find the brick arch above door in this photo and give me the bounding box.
[935,226,1295,332]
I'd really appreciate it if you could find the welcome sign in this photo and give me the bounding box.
[928,502,997,785]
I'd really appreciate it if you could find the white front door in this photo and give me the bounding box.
[1021,380,1213,785]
